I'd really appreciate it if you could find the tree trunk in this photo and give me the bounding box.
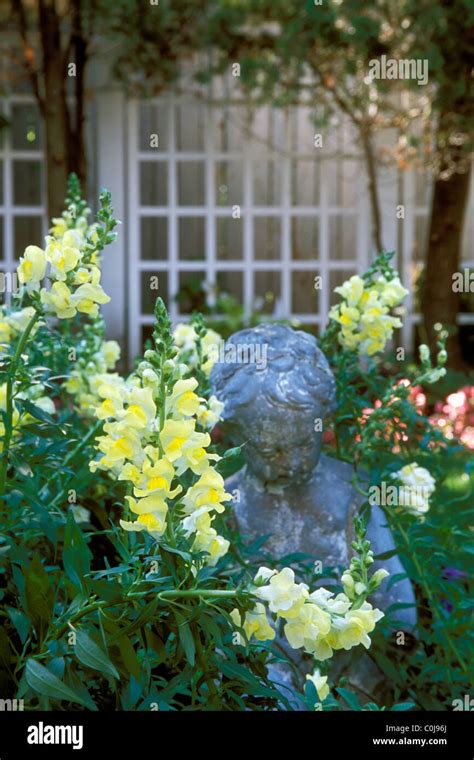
[68,0,88,197]
[361,128,384,254]
[421,141,471,368]
[38,0,71,220]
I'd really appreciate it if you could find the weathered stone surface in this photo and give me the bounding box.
[211,324,417,700]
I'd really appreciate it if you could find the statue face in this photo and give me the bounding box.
[234,402,324,485]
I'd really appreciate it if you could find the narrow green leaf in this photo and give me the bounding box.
[75,629,120,680]
[24,555,54,636]
[336,687,361,711]
[63,510,92,589]
[16,398,56,426]
[177,620,196,667]
[25,659,88,707]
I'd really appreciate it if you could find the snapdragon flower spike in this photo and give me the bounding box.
[89,297,231,566]
[174,320,222,379]
[328,254,409,357]
[231,521,388,664]
[16,179,116,321]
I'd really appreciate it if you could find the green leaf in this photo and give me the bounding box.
[25,659,88,707]
[177,619,196,666]
[63,510,92,589]
[117,636,141,682]
[24,555,54,637]
[75,629,120,680]
[15,398,57,426]
[7,607,30,644]
[374,549,398,561]
[336,687,361,710]
[392,701,416,711]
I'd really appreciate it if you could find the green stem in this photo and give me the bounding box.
[159,589,238,600]
[194,624,219,705]
[0,310,41,497]
[53,588,240,640]
[395,516,467,675]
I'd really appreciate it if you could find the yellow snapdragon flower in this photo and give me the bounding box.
[117,387,157,430]
[45,237,81,280]
[120,493,169,537]
[196,395,224,429]
[173,323,222,377]
[72,279,110,317]
[230,604,276,643]
[283,602,332,652]
[330,272,408,356]
[181,468,231,516]
[17,246,47,292]
[131,456,182,500]
[191,517,230,566]
[167,378,202,418]
[40,282,76,319]
[306,670,330,702]
[255,567,309,619]
[325,603,384,652]
[160,419,219,475]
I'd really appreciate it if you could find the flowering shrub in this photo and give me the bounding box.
[317,254,474,710]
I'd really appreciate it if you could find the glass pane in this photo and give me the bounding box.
[291,271,319,314]
[249,106,285,152]
[216,271,243,304]
[291,160,320,206]
[12,103,43,150]
[176,103,205,151]
[327,161,359,207]
[14,216,43,259]
[141,271,168,314]
[140,217,168,260]
[253,161,282,205]
[254,271,280,315]
[214,107,246,151]
[177,162,205,206]
[140,162,168,206]
[215,161,243,206]
[291,106,320,153]
[291,217,319,260]
[0,216,3,260]
[329,270,357,307]
[216,218,243,260]
[139,102,169,151]
[178,271,207,314]
[254,217,281,260]
[329,215,357,261]
[13,161,42,205]
[178,217,205,261]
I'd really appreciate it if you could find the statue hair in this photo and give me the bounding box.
[210,324,337,422]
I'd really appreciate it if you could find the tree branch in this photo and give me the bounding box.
[11,0,45,116]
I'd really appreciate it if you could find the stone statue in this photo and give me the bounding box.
[210,324,417,699]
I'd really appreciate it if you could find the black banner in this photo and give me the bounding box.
[0,711,472,758]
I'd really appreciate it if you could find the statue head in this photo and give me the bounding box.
[210,324,336,485]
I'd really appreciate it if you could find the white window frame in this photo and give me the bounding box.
[0,94,46,299]
[126,93,371,363]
